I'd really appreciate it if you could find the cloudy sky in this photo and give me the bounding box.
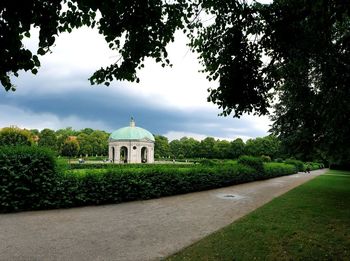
[1,20,271,141]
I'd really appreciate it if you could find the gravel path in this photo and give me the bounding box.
[0,169,327,261]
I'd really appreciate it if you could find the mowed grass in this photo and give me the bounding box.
[167,170,350,261]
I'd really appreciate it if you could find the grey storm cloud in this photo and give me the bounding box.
[1,72,269,140]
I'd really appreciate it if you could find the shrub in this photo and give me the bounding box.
[68,163,192,170]
[60,162,297,207]
[284,159,305,172]
[1,154,299,213]
[199,159,220,166]
[264,163,297,178]
[305,162,324,170]
[0,127,34,146]
[261,155,271,162]
[238,155,264,173]
[0,146,59,212]
[274,158,283,163]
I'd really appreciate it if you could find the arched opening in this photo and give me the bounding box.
[141,147,148,163]
[111,147,115,163]
[120,146,128,163]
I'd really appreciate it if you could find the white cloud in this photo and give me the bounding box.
[7,24,271,140]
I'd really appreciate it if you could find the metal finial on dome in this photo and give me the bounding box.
[130,117,135,127]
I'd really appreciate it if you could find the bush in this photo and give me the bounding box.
[1,154,299,213]
[60,162,298,207]
[0,127,34,146]
[238,155,264,173]
[264,163,297,178]
[261,155,271,162]
[0,146,59,212]
[199,159,220,166]
[68,163,192,170]
[306,162,324,170]
[284,159,305,172]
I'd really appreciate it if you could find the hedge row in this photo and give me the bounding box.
[67,162,193,170]
[0,146,60,212]
[1,148,322,213]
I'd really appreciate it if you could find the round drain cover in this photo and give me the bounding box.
[216,193,245,200]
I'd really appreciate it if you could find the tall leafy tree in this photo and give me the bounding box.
[2,0,350,162]
[179,137,200,159]
[230,138,245,159]
[77,133,93,156]
[245,136,280,159]
[61,138,80,162]
[89,130,109,155]
[215,140,231,159]
[198,137,218,159]
[154,135,170,158]
[0,0,192,90]
[38,128,57,151]
[0,127,34,146]
[169,139,183,159]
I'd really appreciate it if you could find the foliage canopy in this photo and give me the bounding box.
[1,0,350,161]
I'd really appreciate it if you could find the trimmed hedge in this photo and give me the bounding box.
[238,155,264,173]
[0,146,59,212]
[306,162,324,170]
[59,162,299,207]
[67,162,193,170]
[284,159,305,172]
[263,163,297,178]
[2,148,323,213]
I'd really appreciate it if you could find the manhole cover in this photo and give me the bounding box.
[216,193,245,200]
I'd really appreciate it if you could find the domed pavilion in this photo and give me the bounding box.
[108,118,155,163]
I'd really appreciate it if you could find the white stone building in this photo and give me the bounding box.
[108,118,155,163]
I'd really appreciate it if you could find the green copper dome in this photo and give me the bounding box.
[109,118,155,142]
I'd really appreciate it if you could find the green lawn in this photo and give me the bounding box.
[167,170,350,261]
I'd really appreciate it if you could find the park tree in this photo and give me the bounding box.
[38,128,57,151]
[154,135,170,159]
[0,0,193,91]
[198,137,218,159]
[169,139,183,159]
[80,128,94,135]
[180,137,200,158]
[76,133,93,156]
[0,127,34,146]
[61,138,80,162]
[56,127,78,137]
[89,130,109,156]
[56,133,69,155]
[2,1,350,162]
[245,136,280,159]
[30,129,40,136]
[215,140,231,159]
[230,138,245,159]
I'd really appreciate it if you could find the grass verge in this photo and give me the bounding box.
[167,170,350,260]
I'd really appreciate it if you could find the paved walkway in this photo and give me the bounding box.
[0,169,327,261]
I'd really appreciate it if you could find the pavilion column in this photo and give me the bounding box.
[114,146,120,163]
[108,146,112,161]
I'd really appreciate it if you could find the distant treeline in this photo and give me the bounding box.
[0,126,109,157]
[0,126,281,160]
[154,135,281,160]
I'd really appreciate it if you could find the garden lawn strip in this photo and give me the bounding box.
[167,169,350,261]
